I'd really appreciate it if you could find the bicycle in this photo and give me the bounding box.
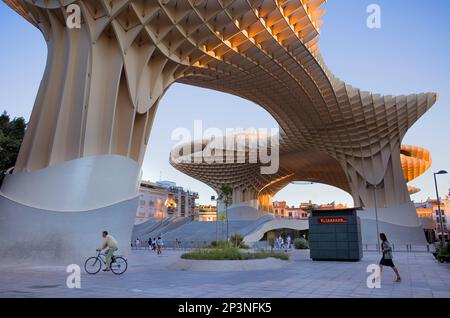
[84,251,128,275]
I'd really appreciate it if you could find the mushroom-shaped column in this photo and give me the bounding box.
[0,0,187,262]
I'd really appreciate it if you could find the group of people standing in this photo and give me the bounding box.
[274,234,292,250]
[148,237,164,255]
[133,237,164,255]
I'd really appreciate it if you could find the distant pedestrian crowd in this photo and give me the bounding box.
[274,234,292,250]
[131,237,183,255]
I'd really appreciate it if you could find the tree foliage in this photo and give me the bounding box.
[219,185,233,204]
[293,238,309,250]
[218,185,233,240]
[0,111,26,186]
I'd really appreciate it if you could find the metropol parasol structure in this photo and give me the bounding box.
[1,0,438,260]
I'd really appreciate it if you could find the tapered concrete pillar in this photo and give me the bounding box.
[0,1,180,262]
[342,143,430,245]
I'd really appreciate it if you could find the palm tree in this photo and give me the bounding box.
[219,185,233,241]
[218,212,227,240]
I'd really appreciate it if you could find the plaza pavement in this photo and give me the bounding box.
[0,249,449,298]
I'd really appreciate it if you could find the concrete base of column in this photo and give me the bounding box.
[0,194,138,265]
[0,155,141,265]
[357,203,427,246]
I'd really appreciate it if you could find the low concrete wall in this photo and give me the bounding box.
[219,203,265,221]
[1,155,141,211]
[358,203,427,245]
[243,219,309,243]
[359,219,426,246]
[0,194,138,265]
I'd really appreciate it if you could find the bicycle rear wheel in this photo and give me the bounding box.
[110,257,128,275]
[84,256,102,274]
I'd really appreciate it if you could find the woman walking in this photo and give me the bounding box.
[152,237,157,251]
[148,237,153,251]
[156,236,164,255]
[379,233,402,282]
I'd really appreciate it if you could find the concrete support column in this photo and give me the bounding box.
[0,2,185,262]
[341,143,425,244]
[0,155,141,263]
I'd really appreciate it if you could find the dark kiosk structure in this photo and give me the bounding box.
[309,208,363,261]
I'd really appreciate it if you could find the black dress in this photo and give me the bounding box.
[379,241,395,267]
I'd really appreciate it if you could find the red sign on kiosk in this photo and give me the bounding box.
[318,217,348,224]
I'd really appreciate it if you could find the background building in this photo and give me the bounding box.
[136,181,168,223]
[317,202,349,210]
[135,180,198,224]
[415,192,450,240]
[272,201,309,219]
[196,205,217,222]
[272,200,348,219]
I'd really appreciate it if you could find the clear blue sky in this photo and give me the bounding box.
[0,0,449,206]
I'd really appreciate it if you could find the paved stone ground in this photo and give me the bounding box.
[0,249,449,298]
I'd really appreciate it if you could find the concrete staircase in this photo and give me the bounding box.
[131,213,308,248]
[160,215,276,247]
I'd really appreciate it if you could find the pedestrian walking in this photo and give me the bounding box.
[379,233,402,282]
[287,235,292,249]
[135,238,140,249]
[156,236,164,255]
[148,237,153,250]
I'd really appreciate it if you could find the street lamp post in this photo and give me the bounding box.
[433,170,448,244]
[217,194,223,240]
[211,195,217,242]
[366,181,384,253]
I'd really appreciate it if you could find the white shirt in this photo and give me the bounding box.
[99,234,118,250]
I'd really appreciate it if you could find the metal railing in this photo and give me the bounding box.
[362,243,436,253]
[131,240,277,251]
[131,241,437,253]
[272,216,309,220]
[131,240,212,251]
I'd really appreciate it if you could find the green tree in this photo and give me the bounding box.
[293,238,309,250]
[218,212,227,239]
[219,185,233,240]
[0,111,26,186]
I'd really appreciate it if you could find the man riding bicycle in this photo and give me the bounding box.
[96,231,118,272]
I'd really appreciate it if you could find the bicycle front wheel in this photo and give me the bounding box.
[84,256,102,274]
[111,257,128,275]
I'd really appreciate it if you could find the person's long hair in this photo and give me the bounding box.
[379,233,388,242]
